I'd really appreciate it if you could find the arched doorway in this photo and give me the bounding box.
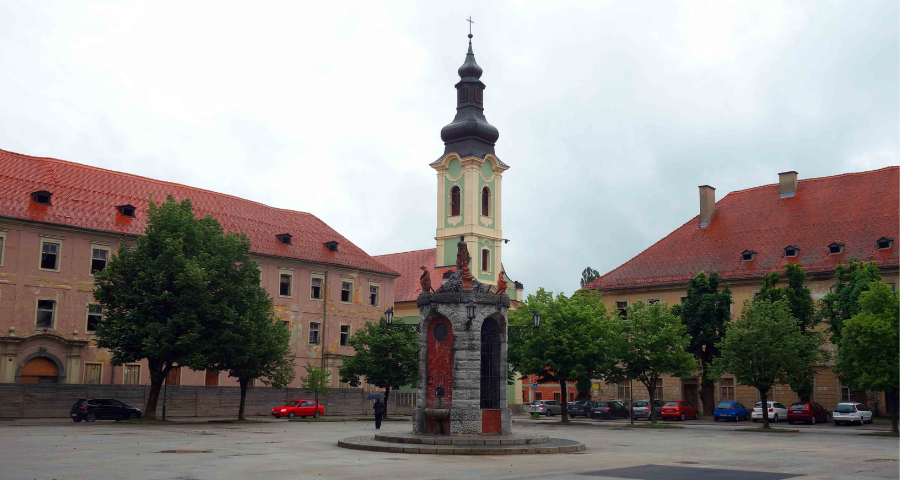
[19,357,59,384]
[480,317,501,409]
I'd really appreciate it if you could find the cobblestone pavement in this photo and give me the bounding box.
[0,416,896,480]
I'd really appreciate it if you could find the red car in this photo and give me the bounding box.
[271,399,324,419]
[787,402,830,425]
[661,400,699,421]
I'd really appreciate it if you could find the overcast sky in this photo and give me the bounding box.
[2,1,898,295]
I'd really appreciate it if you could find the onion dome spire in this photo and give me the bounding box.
[439,31,500,159]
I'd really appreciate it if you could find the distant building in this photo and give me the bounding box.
[580,168,899,411]
[0,148,398,388]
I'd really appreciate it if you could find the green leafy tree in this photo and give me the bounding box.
[817,260,882,343]
[509,289,623,423]
[712,299,820,428]
[338,318,418,417]
[619,301,697,423]
[756,264,822,401]
[300,363,332,418]
[580,267,601,288]
[835,282,899,433]
[94,197,256,419]
[575,376,593,401]
[214,305,295,420]
[671,272,732,416]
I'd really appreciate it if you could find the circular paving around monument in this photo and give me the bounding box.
[338,433,584,455]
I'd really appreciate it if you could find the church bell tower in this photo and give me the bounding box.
[432,32,509,286]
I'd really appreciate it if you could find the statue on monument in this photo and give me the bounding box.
[456,235,473,290]
[496,270,508,295]
[419,266,434,294]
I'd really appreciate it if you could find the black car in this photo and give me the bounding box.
[71,398,142,422]
[568,401,595,418]
[590,401,630,420]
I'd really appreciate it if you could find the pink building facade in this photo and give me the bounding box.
[0,149,398,388]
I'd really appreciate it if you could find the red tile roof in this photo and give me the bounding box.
[373,248,455,303]
[0,148,398,276]
[586,167,899,291]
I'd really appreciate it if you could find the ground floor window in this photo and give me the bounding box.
[123,365,141,385]
[166,366,181,385]
[720,378,735,400]
[651,378,663,400]
[535,392,543,401]
[553,392,560,402]
[617,381,631,401]
[205,369,219,386]
[83,363,102,384]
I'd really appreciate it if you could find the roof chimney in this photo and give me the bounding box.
[699,185,715,227]
[779,171,798,198]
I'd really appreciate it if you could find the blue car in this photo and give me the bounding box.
[714,401,750,422]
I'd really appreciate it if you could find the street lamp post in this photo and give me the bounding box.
[385,307,419,332]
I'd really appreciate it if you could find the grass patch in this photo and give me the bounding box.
[289,417,347,423]
[207,419,266,423]
[864,458,898,462]
[872,418,892,423]
[735,427,798,433]
[530,413,541,420]
[626,423,684,429]
[859,431,899,437]
[120,418,171,424]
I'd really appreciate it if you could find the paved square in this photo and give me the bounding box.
[1,417,897,479]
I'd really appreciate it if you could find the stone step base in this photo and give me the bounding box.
[373,432,549,446]
[338,436,584,455]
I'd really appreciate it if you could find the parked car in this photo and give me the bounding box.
[590,401,630,420]
[631,399,665,421]
[714,401,750,422]
[71,398,142,422]
[787,402,830,425]
[752,401,788,423]
[528,400,563,417]
[567,401,595,418]
[271,399,324,419]
[833,402,874,426]
[661,400,699,421]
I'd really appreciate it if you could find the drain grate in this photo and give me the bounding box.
[158,450,211,454]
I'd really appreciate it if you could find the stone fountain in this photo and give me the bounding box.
[337,240,585,455]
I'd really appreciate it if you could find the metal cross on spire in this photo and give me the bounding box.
[467,16,474,36]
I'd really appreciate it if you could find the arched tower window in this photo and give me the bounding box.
[481,187,490,216]
[450,186,461,216]
[481,249,490,272]
[480,317,501,409]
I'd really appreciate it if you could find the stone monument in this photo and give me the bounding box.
[337,241,584,454]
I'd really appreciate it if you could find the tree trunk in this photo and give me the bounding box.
[886,387,899,434]
[559,378,569,423]
[760,388,769,429]
[238,377,249,421]
[647,379,656,423]
[143,361,170,420]
[383,386,391,419]
[699,360,715,417]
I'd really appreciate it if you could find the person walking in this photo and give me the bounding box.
[373,399,385,430]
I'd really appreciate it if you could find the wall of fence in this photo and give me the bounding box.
[0,384,418,418]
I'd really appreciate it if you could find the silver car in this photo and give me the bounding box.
[833,402,874,426]
[631,399,665,420]
[528,400,562,417]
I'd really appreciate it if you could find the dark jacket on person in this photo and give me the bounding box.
[373,401,385,415]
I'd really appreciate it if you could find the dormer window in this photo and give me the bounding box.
[324,241,339,252]
[276,233,292,245]
[117,204,136,217]
[741,250,756,261]
[784,246,799,258]
[828,243,844,255]
[31,190,52,205]
[877,237,893,250]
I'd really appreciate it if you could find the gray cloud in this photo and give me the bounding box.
[1,0,897,296]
